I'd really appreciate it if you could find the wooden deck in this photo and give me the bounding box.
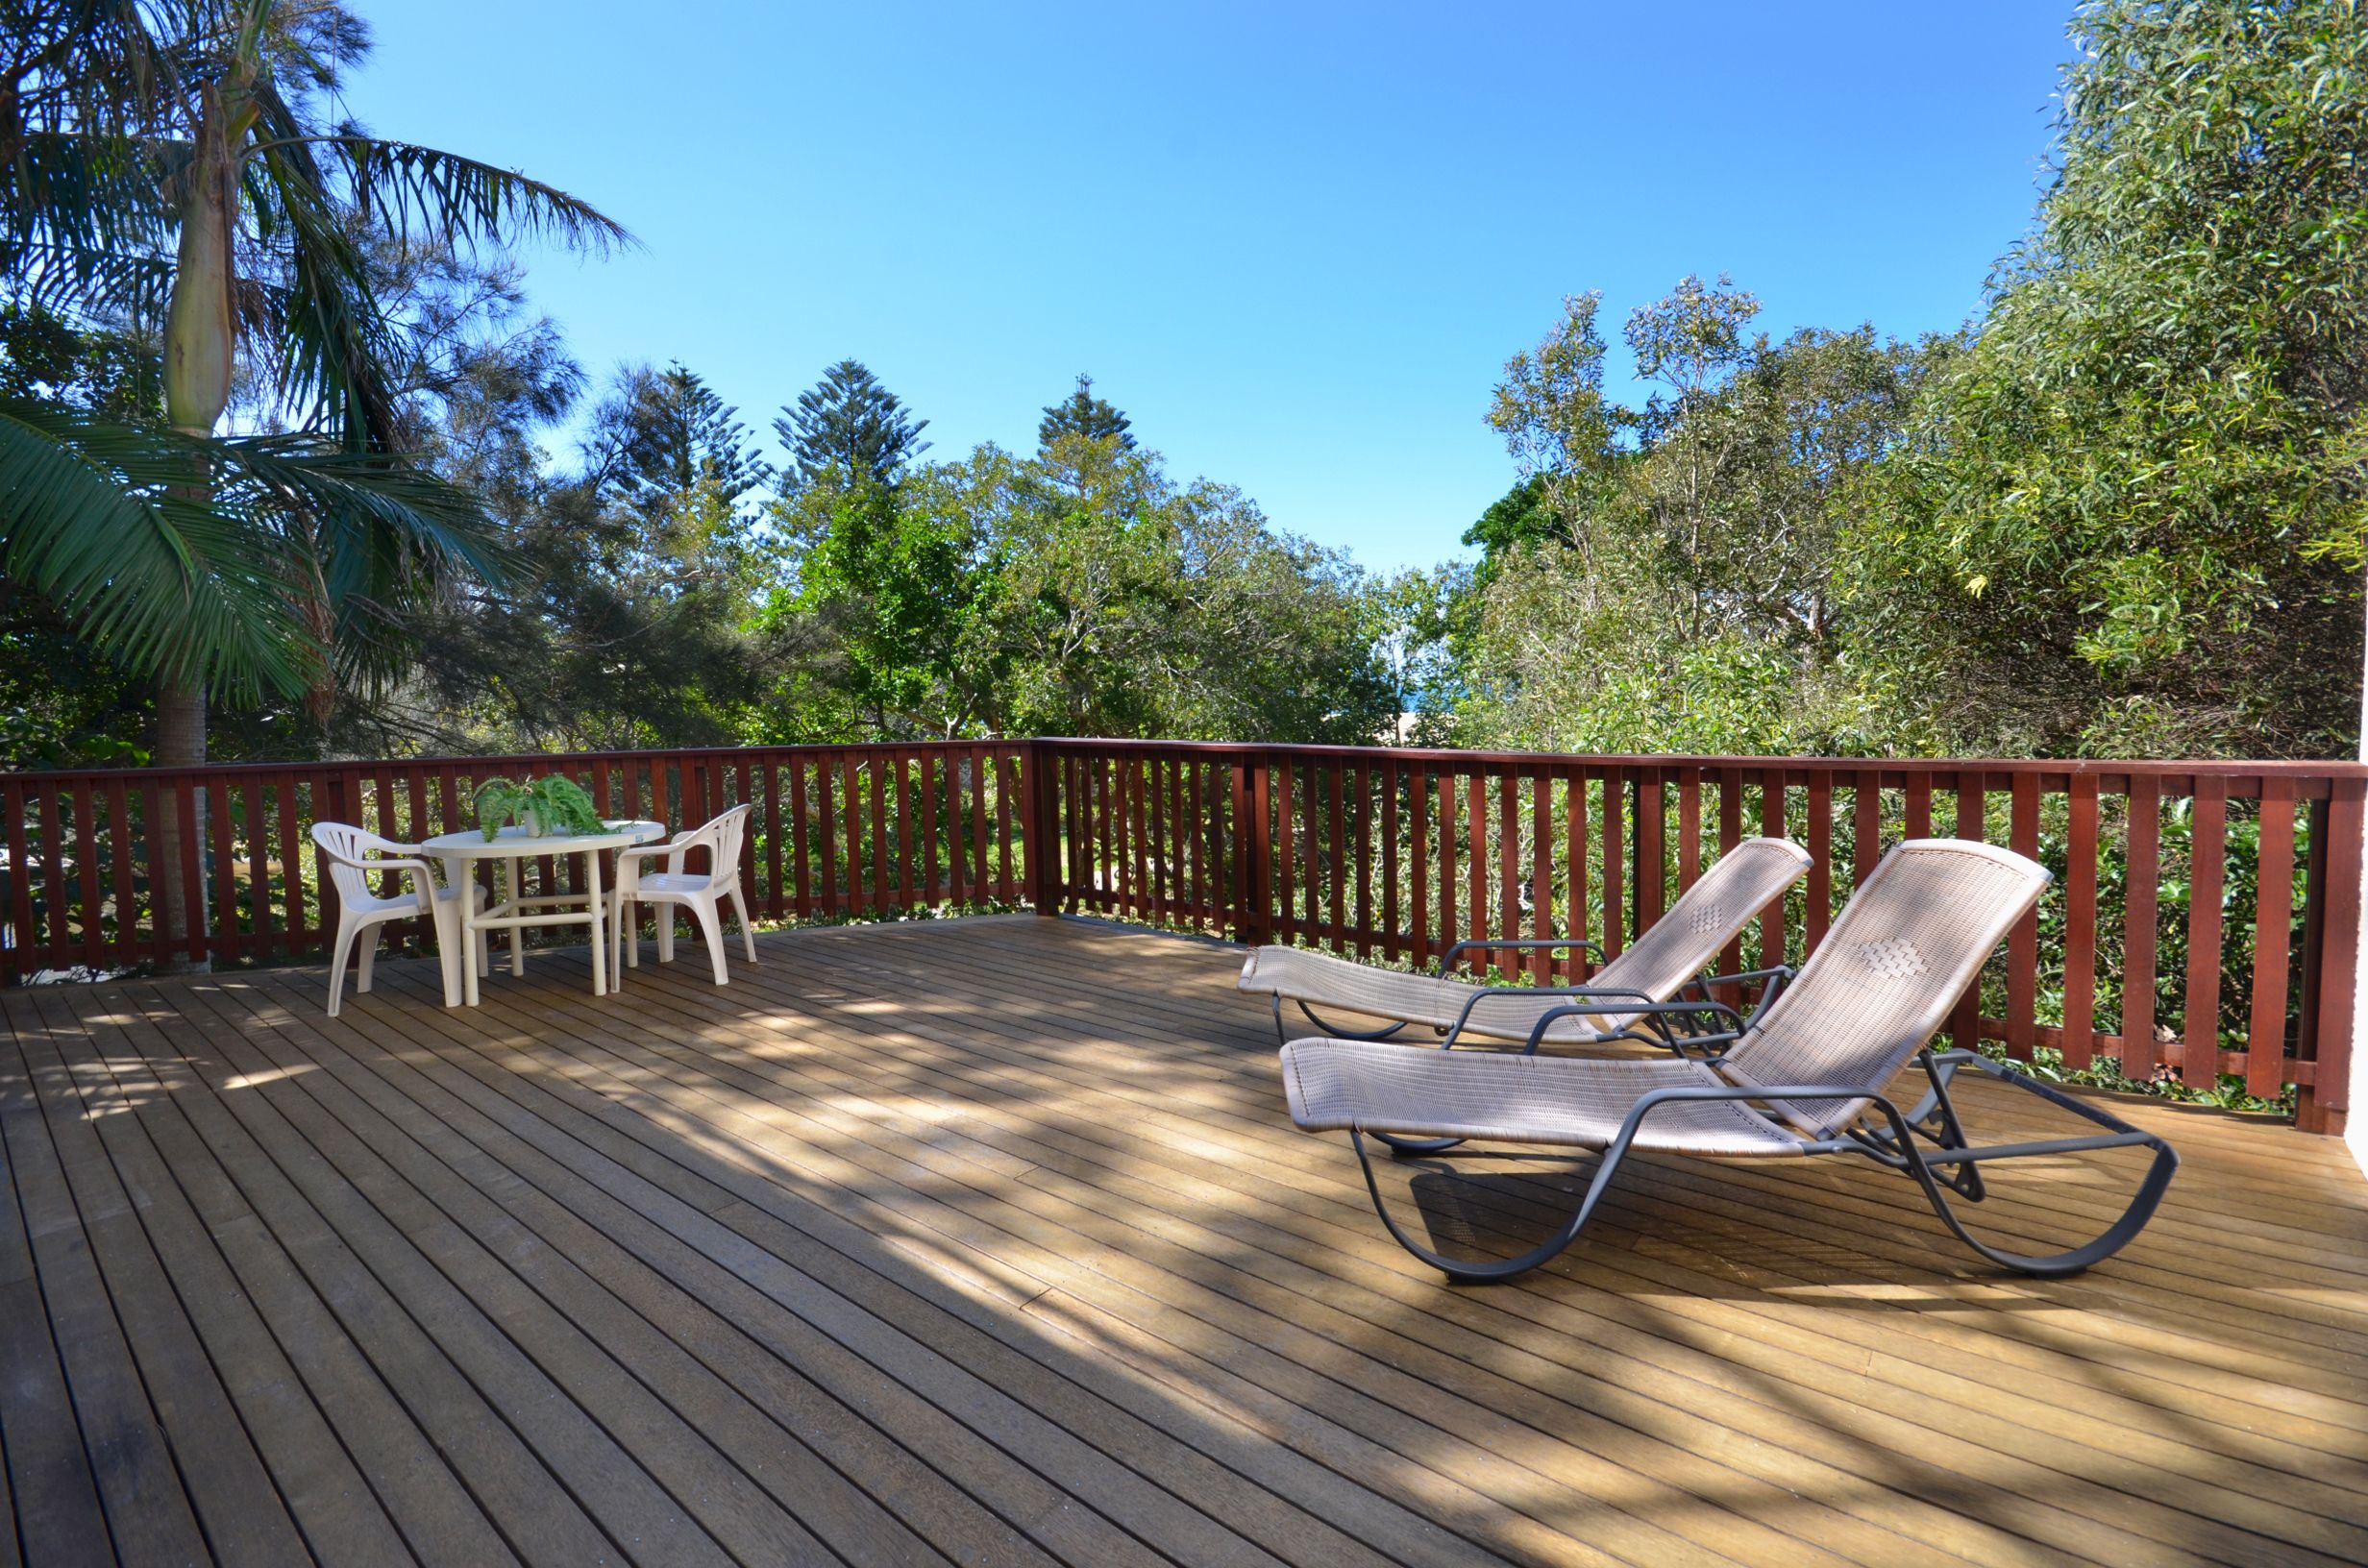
[2,916,2364,1568]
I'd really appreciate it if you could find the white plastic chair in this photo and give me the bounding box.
[609,803,756,985]
[310,822,487,1015]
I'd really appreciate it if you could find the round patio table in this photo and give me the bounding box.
[419,820,664,1006]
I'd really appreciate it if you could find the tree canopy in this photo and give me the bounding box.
[1441,0,2366,761]
[1038,374,1135,452]
[0,0,621,734]
[775,359,930,491]
[4,0,2360,772]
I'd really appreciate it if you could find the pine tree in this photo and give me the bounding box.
[1037,373,1135,451]
[618,362,772,515]
[775,359,931,489]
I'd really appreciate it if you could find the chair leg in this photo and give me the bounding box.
[327,919,357,1017]
[615,890,634,990]
[656,908,674,965]
[620,896,638,968]
[728,885,755,961]
[356,926,379,993]
[692,894,729,983]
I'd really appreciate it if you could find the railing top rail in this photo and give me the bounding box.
[0,736,1024,788]
[1030,737,2368,787]
[3,735,2361,792]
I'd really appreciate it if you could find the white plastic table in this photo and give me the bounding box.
[419,821,664,1005]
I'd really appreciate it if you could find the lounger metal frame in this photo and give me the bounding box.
[1353,995,2181,1284]
[1273,936,1608,1044]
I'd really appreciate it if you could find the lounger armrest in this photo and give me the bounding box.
[1436,936,1606,979]
[1685,964,1797,1026]
[1690,964,1793,991]
[1442,983,1659,1048]
[1520,997,1745,1057]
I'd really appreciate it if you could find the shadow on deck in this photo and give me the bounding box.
[2,915,2363,1567]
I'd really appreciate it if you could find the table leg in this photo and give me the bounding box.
[462,891,483,1008]
[587,850,607,997]
[506,855,526,976]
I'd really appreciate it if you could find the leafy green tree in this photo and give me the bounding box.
[1360,565,1470,740]
[775,359,930,490]
[1450,280,1925,753]
[1038,373,1135,451]
[1462,473,1559,586]
[985,442,1392,741]
[751,433,1394,745]
[1838,0,2367,757]
[749,456,1009,740]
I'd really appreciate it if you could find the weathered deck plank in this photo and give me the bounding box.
[1,915,2363,1567]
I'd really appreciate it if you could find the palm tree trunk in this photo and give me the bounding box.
[150,674,208,970]
[152,85,238,973]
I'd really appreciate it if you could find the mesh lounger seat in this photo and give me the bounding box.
[1282,839,2180,1283]
[1240,836,1813,1049]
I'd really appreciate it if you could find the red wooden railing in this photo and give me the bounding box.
[3,738,2361,1134]
[1037,741,2364,1136]
[0,739,1028,981]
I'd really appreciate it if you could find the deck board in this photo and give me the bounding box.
[3,915,2366,1567]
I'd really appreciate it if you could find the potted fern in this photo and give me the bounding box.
[474,774,607,841]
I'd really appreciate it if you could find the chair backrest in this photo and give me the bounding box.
[1717,839,2052,1139]
[1586,837,1813,1026]
[310,821,411,908]
[683,803,752,884]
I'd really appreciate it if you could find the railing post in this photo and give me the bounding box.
[1235,753,1272,947]
[2298,776,2361,1136]
[1633,767,1666,932]
[1023,740,1059,917]
[1,775,26,983]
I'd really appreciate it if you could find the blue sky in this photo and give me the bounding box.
[350,1,2075,573]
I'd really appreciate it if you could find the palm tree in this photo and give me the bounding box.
[0,0,629,961]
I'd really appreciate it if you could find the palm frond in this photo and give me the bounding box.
[0,239,176,320]
[223,433,515,603]
[0,397,309,698]
[328,138,633,256]
[243,84,407,448]
[0,130,180,314]
[0,0,189,316]
[223,431,515,699]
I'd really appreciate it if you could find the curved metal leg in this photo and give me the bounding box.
[1902,1138,2179,1276]
[1351,1128,1630,1283]
[1873,1059,2182,1277]
[1296,999,1409,1042]
[1263,992,1409,1046]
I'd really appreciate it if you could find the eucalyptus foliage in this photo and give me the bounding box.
[1838,0,2368,757]
[1448,1,2365,763]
